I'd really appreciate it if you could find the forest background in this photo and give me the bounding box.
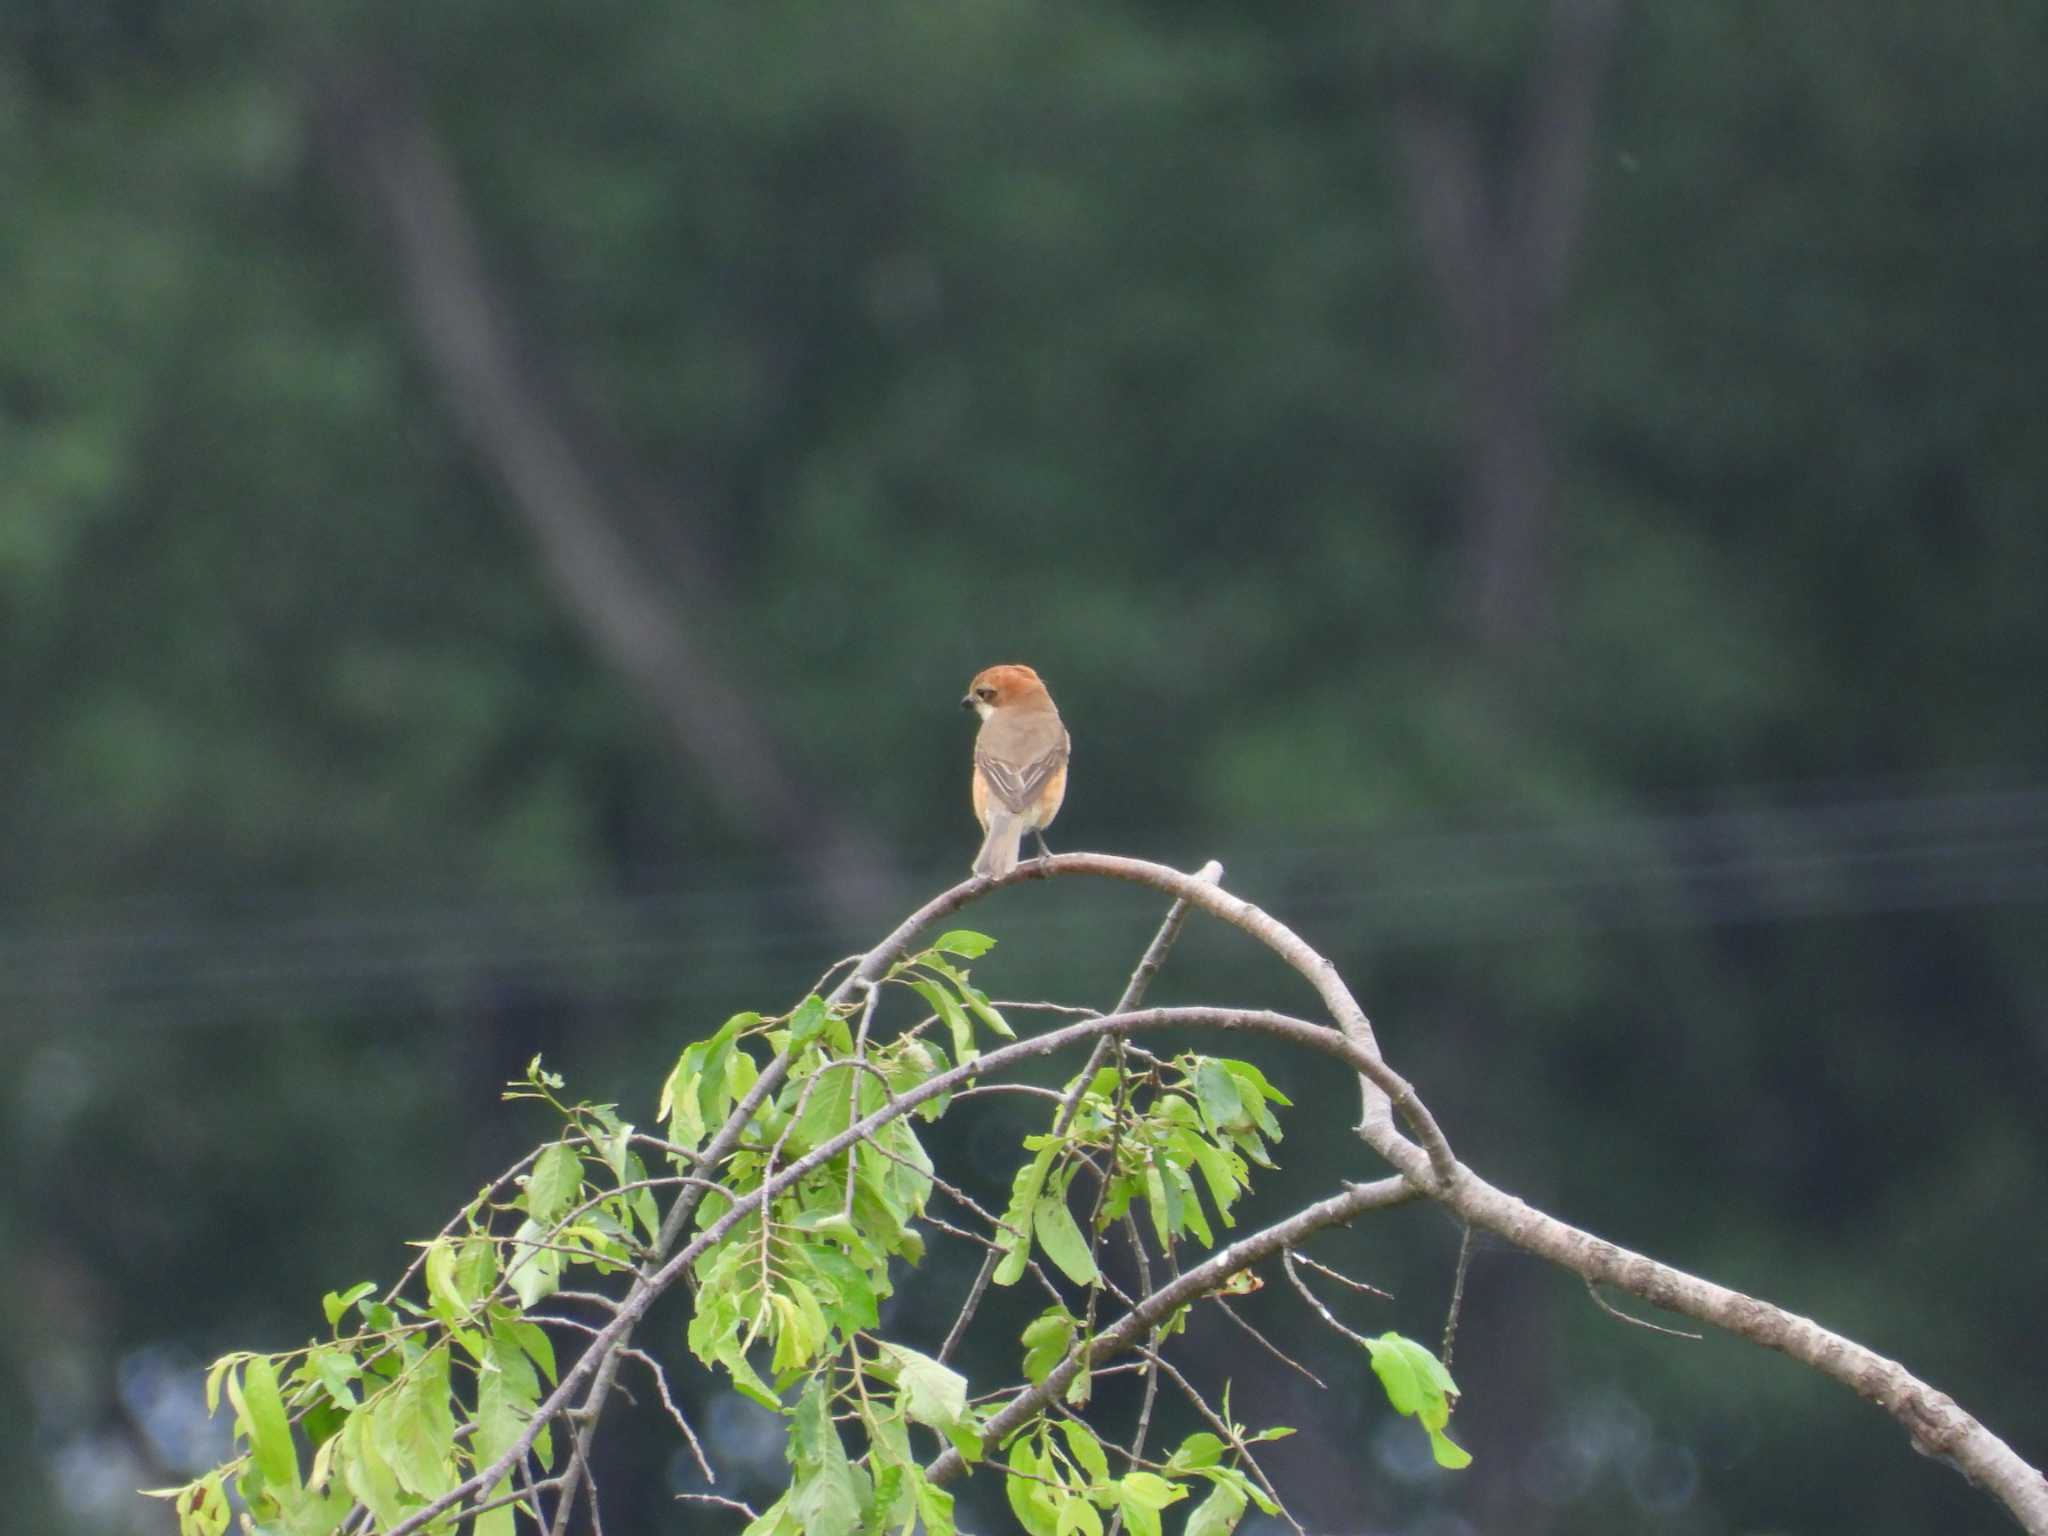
[4,3,2044,1533]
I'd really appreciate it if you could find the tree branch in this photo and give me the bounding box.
[308,60,900,928]
[374,854,2046,1536]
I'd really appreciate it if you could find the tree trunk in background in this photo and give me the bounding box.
[1391,0,1622,654]
[311,62,902,934]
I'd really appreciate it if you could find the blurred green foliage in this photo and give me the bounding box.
[3,2,2044,1533]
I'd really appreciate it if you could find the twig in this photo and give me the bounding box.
[1282,1249,1375,1352]
[1212,1298,1327,1391]
[1583,1279,1704,1342]
[938,1252,1000,1367]
[1294,1252,1394,1300]
[1138,1347,1302,1536]
[622,1345,716,1479]
[677,1492,760,1520]
[1442,1223,1473,1371]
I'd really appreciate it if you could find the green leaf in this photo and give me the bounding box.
[305,1345,359,1410]
[424,1237,463,1321]
[914,1477,957,1536]
[931,929,997,958]
[1142,1160,1180,1249]
[994,1147,1056,1286]
[1166,1432,1224,1471]
[803,1245,881,1336]
[1059,1419,1109,1484]
[909,977,977,1067]
[1006,1438,1061,1536]
[740,1490,797,1536]
[1021,1308,1077,1385]
[1365,1333,1471,1469]
[456,1233,498,1303]
[789,1381,868,1536]
[340,1408,406,1531]
[505,1218,563,1307]
[960,981,1016,1038]
[1183,1477,1248,1536]
[1193,1061,1247,1133]
[788,993,832,1049]
[526,1144,584,1224]
[377,1345,458,1499]
[1114,1488,1161,1536]
[1058,1491,1105,1536]
[715,1338,783,1411]
[321,1282,375,1330]
[504,1315,558,1383]
[1175,1131,1242,1228]
[204,1353,245,1416]
[237,1356,299,1494]
[1032,1190,1101,1286]
[1166,1161,1212,1247]
[883,1344,970,1433]
[1118,1471,1185,1510]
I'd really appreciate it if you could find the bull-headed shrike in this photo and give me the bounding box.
[961,664,1069,879]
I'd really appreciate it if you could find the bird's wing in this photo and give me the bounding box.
[975,732,1069,815]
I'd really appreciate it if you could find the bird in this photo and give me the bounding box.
[961,663,1070,879]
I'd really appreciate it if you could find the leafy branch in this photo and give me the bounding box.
[152,854,2048,1536]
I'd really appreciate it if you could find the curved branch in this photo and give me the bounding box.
[380,855,2046,1536]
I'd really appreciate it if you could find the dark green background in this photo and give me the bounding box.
[5,3,2044,1533]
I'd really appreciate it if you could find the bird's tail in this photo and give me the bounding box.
[973,814,1025,879]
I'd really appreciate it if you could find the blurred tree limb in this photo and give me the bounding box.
[1389,0,1622,651]
[309,60,901,930]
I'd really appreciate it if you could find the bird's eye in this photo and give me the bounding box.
[977,687,996,702]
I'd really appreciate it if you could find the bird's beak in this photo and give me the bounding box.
[960,695,978,711]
